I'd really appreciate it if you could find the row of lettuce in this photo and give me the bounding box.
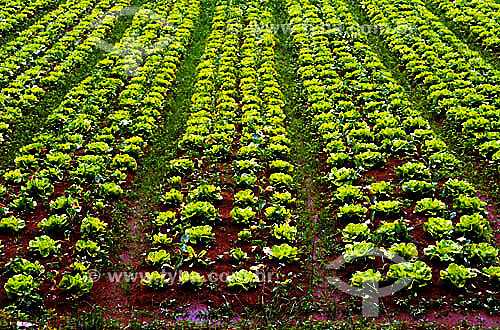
[425,0,500,54]
[140,0,299,291]
[286,0,499,293]
[0,0,200,311]
[0,0,64,38]
[0,0,134,145]
[354,0,500,170]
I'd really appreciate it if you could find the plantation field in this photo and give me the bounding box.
[0,0,499,328]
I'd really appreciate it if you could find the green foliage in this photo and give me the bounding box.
[367,181,393,198]
[227,269,259,290]
[140,271,169,289]
[414,198,446,216]
[371,200,401,215]
[37,214,69,233]
[4,274,39,300]
[387,242,418,261]
[468,242,499,264]
[154,211,177,228]
[423,217,454,238]
[0,216,25,232]
[58,273,93,296]
[343,241,376,263]
[187,184,222,203]
[373,220,409,244]
[341,223,370,243]
[401,180,434,197]
[5,258,44,277]
[424,239,463,262]
[334,185,362,203]
[28,235,60,258]
[179,271,204,287]
[350,269,382,287]
[145,250,171,267]
[75,239,101,257]
[453,195,486,214]
[230,206,256,224]
[271,222,297,242]
[181,201,219,223]
[337,203,367,221]
[440,263,477,288]
[387,261,432,289]
[161,188,184,206]
[264,243,299,262]
[184,225,215,244]
[456,213,492,240]
[269,172,293,190]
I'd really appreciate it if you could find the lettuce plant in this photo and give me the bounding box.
[371,200,402,216]
[80,216,108,238]
[234,173,258,188]
[341,223,370,243]
[161,188,184,207]
[401,180,434,198]
[271,223,297,242]
[350,269,382,287]
[453,195,486,214]
[271,191,294,206]
[270,160,294,173]
[50,195,81,218]
[230,206,256,224]
[22,177,54,199]
[155,211,177,228]
[140,271,169,289]
[373,220,409,244]
[343,241,376,263]
[468,243,498,264]
[483,266,500,281]
[456,213,492,240]
[387,261,432,289]
[182,245,209,267]
[415,198,446,216]
[423,217,454,238]
[442,179,475,199]
[265,205,292,222]
[37,214,69,233]
[145,250,171,267]
[187,184,222,203]
[181,201,219,223]
[367,181,393,198]
[386,242,418,261]
[75,239,101,258]
[334,185,362,203]
[169,159,195,176]
[424,239,463,262]
[184,225,215,244]
[0,216,25,232]
[6,258,44,277]
[234,189,258,206]
[100,182,123,197]
[151,233,173,247]
[269,173,293,190]
[264,243,299,262]
[180,271,204,287]
[4,274,39,300]
[396,162,431,181]
[440,263,477,288]
[230,248,248,262]
[337,203,367,221]
[28,235,60,258]
[58,273,93,296]
[110,154,137,171]
[227,269,259,290]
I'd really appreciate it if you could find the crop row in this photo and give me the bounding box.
[357,0,500,169]
[0,0,63,39]
[286,0,499,293]
[141,0,299,291]
[426,0,500,54]
[0,0,132,146]
[0,0,103,86]
[0,0,199,310]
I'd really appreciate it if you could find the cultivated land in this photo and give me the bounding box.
[0,0,499,328]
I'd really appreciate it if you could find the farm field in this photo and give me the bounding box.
[0,0,499,328]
